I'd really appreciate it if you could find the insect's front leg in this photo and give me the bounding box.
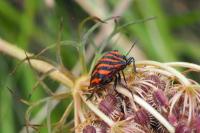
[113,75,118,90]
[126,57,137,73]
[121,71,127,85]
[132,58,137,73]
[118,72,121,83]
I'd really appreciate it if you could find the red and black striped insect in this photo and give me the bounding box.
[88,41,137,99]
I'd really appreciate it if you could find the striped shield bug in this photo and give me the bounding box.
[87,41,137,99]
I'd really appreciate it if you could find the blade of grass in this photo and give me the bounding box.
[136,0,177,61]
[0,0,21,25]
[0,58,15,133]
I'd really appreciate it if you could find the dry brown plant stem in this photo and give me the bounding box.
[0,38,74,88]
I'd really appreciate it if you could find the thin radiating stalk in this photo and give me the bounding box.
[20,86,68,133]
[116,86,175,133]
[0,38,74,88]
[165,62,200,71]
[80,94,114,126]
[47,100,52,133]
[136,60,191,86]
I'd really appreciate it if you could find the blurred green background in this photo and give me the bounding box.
[0,0,199,132]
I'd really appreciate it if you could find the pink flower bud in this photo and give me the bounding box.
[153,89,169,107]
[176,123,192,133]
[99,94,123,121]
[192,115,200,132]
[168,114,177,126]
[134,109,150,126]
[83,125,96,133]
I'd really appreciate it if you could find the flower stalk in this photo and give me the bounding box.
[80,94,115,127]
[136,60,191,86]
[0,38,74,88]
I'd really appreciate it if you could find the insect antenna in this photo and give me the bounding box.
[125,40,137,56]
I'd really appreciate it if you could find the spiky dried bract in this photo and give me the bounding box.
[192,115,200,132]
[80,62,200,133]
[77,117,109,133]
[153,89,169,107]
[98,94,124,121]
[168,114,178,127]
[83,125,96,133]
[134,109,150,126]
[175,122,192,133]
[150,115,168,133]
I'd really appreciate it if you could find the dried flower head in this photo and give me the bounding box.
[79,61,200,133]
[168,84,200,125]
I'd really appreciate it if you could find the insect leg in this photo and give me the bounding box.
[132,57,137,73]
[118,72,121,82]
[86,92,94,101]
[119,72,134,100]
[119,72,127,87]
[113,74,121,95]
[127,57,137,73]
[122,70,127,85]
[86,87,98,101]
[113,75,118,90]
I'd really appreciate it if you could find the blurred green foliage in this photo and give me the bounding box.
[0,0,199,132]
